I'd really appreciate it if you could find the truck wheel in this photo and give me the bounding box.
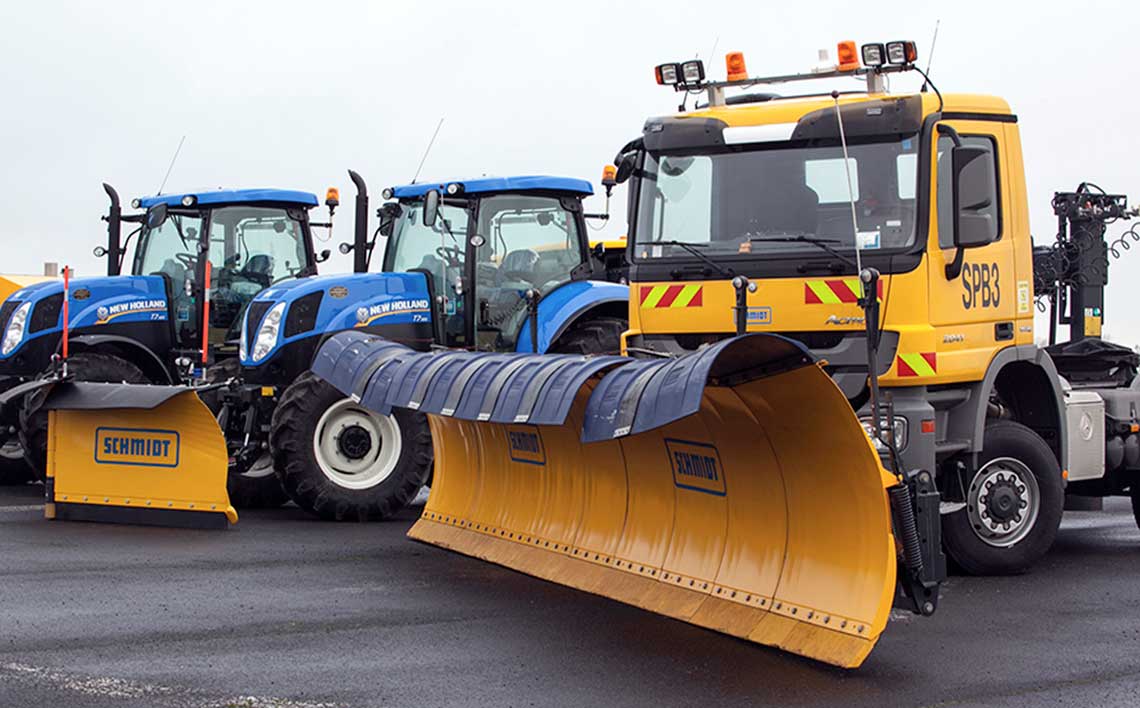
[1131,484,1140,531]
[270,371,432,521]
[19,352,149,480]
[942,420,1063,575]
[202,359,289,509]
[549,316,625,355]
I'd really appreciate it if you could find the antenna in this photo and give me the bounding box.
[157,135,186,195]
[411,118,444,184]
[922,20,941,90]
[831,92,863,277]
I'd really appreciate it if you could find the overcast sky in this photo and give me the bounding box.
[2,0,1137,341]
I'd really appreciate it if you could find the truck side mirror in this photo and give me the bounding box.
[952,145,997,248]
[614,151,638,184]
[423,189,441,228]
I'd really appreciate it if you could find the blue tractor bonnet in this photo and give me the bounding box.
[135,188,320,209]
[389,176,593,199]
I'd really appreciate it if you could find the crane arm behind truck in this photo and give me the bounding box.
[619,42,1139,575]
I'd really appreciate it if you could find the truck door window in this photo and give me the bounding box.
[937,135,1000,249]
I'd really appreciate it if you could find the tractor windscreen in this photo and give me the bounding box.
[135,205,309,343]
[632,135,919,261]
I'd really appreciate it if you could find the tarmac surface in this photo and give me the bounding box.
[1,484,1138,708]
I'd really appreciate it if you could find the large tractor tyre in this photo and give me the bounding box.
[270,371,433,522]
[0,377,34,485]
[942,420,1064,575]
[548,316,626,355]
[201,359,289,510]
[19,353,149,480]
[0,438,34,485]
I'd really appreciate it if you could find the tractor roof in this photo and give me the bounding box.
[136,188,320,209]
[390,176,593,199]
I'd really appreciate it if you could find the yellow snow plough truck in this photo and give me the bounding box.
[615,41,1140,579]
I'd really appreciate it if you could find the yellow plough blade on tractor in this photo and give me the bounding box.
[18,381,236,528]
[312,332,939,668]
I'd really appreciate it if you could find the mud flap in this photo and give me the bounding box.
[321,332,907,667]
[42,381,237,529]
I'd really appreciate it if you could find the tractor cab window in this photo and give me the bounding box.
[385,200,471,346]
[134,209,206,343]
[473,194,585,351]
[207,206,310,343]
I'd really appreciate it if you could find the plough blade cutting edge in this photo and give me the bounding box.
[43,381,236,529]
[316,332,908,667]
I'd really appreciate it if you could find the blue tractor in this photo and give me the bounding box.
[0,184,342,484]
[227,174,629,519]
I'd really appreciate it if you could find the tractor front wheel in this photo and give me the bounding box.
[270,371,432,521]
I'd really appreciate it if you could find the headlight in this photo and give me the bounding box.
[859,415,908,452]
[2,302,32,355]
[251,302,286,362]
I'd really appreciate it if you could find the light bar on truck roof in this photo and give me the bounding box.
[653,39,918,106]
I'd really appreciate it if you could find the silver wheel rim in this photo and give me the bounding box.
[966,456,1040,548]
[313,399,401,490]
[1,439,23,460]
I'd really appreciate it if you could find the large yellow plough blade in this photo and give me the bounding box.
[38,381,237,528]
[311,332,918,668]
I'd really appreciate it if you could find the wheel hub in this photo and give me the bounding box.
[967,457,1040,548]
[337,424,374,460]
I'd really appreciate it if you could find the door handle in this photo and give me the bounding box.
[994,322,1014,341]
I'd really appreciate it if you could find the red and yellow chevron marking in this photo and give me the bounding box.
[639,284,704,309]
[803,279,884,304]
[897,353,937,377]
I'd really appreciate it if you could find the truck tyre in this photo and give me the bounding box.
[1131,484,1140,531]
[201,359,289,510]
[270,371,432,521]
[19,352,149,480]
[942,420,1064,575]
[549,316,625,355]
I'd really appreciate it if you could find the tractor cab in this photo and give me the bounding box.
[127,190,323,354]
[379,176,596,351]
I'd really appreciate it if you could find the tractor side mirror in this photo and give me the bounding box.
[951,145,998,249]
[317,249,331,263]
[423,189,441,228]
[145,203,168,229]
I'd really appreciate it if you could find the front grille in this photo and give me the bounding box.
[29,293,63,333]
[284,291,323,338]
[245,301,273,345]
[0,300,19,330]
[781,331,846,350]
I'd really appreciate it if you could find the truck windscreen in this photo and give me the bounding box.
[632,135,920,261]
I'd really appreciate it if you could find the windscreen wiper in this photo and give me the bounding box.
[749,235,857,268]
[650,240,734,278]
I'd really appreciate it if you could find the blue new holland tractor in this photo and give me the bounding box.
[225,174,629,519]
[0,183,342,484]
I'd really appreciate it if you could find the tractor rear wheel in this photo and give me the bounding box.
[549,316,625,355]
[270,371,432,521]
[201,358,290,509]
[19,352,149,480]
[941,420,1064,575]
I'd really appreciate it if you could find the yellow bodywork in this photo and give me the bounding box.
[0,274,55,303]
[627,92,1032,387]
[410,361,898,668]
[46,389,237,528]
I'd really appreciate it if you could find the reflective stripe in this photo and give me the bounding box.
[640,284,704,309]
[897,353,937,377]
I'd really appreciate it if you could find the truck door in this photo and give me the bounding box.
[927,118,1016,378]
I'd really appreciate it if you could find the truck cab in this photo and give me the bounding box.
[616,43,1090,575]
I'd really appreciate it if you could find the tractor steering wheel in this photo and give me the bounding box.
[435,246,463,267]
[175,253,198,269]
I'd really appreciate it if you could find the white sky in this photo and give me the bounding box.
[2,0,1137,341]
